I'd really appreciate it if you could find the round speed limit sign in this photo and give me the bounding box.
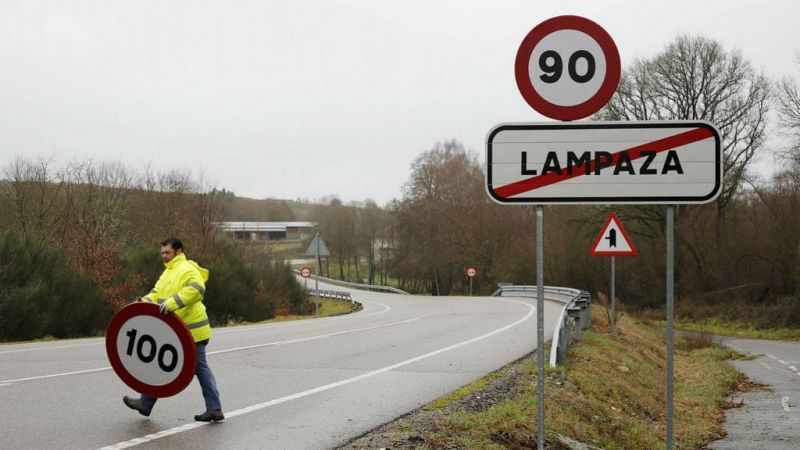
[300,267,312,278]
[515,15,620,121]
[105,302,197,398]
[467,267,477,278]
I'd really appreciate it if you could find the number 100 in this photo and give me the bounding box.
[125,328,179,372]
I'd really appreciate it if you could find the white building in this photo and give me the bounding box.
[216,221,316,242]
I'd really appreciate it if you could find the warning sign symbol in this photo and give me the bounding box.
[590,212,638,256]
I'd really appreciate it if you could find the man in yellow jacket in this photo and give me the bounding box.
[123,237,224,422]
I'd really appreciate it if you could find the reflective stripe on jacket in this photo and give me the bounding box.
[142,253,211,342]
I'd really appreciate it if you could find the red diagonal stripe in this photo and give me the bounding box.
[493,127,714,199]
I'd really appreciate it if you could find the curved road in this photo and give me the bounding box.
[0,281,564,449]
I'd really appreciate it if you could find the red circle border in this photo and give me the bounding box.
[105,302,197,398]
[300,267,312,278]
[514,15,621,121]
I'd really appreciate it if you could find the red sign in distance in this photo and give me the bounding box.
[467,267,477,278]
[515,15,620,121]
[106,302,197,398]
[300,267,312,278]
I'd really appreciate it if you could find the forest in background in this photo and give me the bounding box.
[2,35,800,341]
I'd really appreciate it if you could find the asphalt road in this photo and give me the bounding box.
[710,337,800,449]
[0,281,564,450]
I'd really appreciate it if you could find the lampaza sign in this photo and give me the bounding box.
[485,121,721,205]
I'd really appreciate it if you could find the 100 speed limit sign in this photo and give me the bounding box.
[106,302,197,398]
[515,15,620,121]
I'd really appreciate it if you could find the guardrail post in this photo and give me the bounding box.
[567,307,582,342]
[557,321,568,365]
[580,291,591,330]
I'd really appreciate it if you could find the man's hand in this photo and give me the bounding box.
[159,302,171,315]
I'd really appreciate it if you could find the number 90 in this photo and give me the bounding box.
[539,50,596,84]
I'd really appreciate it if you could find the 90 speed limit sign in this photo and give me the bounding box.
[515,15,620,121]
[106,302,197,398]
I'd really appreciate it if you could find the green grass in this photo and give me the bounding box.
[407,309,749,449]
[231,298,360,325]
[423,369,506,411]
[673,318,800,340]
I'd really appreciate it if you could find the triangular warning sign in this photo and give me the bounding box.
[590,212,638,256]
[304,235,331,257]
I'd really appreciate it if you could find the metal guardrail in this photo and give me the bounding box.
[307,289,353,303]
[492,285,591,368]
[292,269,410,295]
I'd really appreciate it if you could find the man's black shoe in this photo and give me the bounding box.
[123,396,151,417]
[194,410,225,422]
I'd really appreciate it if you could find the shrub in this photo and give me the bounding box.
[0,231,109,341]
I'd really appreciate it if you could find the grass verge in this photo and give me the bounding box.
[368,308,756,450]
[672,318,800,340]
[229,298,361,326]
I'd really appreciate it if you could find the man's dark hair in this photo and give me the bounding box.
[161,237,184,251]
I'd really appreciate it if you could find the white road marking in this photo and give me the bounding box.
[98,298,536,450]
[0,367,112,384]
[790,366,798,372]
[759,361,773,370]
[0,383,12,387]
[0,299,390,352]
[779,359,789,365]
[0,313,427,385]
[0,341,103,355]
[766,354,778,360]
[782,397,792,412]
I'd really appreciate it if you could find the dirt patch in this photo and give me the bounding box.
[334,352,536,450]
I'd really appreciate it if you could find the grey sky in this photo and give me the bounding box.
[0,1,797,205]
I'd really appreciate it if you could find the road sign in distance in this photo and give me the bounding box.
[300,267,312,278]
[106,302,197,398]
[590,212,638,256]
[467,267,477,278]
[515,15,620,121]
[486,121,722,204]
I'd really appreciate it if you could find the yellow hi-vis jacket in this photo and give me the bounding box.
[142,253,211,342]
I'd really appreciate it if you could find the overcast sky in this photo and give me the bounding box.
[0,1,797,205]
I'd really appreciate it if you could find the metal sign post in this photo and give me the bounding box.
[610,255,616,332]
[536,205,545,450]
[467,267,476,296]
[666,205,675,449]
[304,232,330,316]
[315,231,320,315]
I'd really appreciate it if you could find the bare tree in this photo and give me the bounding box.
[775,66,800,301]
[0,157,62,238]
[601,35,770,218]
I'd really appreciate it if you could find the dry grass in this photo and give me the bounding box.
[415,308,745,449]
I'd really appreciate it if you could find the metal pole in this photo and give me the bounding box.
[536,205,545,450]
[611,255,616,333]
[469,277,473,297]
[315,231,320,316]
[666,205,675,450]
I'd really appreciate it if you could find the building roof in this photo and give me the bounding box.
[216,221,317,232]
